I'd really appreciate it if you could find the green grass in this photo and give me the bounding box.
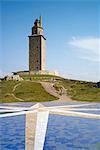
[0,81,19,102]
[14,81,57,102]
[60,79,100,102]
[0,80,57,103]
[19,74,61,81]
[0,75,100,103]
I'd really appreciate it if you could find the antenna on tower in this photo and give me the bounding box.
[39,16,42,27]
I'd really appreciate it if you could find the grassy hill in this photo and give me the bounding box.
[0,75,100,103]
[60,79,100,102]
[19,74,61,81]
[0,80,57,103]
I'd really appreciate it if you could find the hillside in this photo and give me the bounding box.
[0,75,100,103]
[60,79,100,102]
[0,80,57,103]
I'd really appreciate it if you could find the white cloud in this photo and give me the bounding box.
[80,55,99,62]
[0,69,10,78]
[68,36,100,62]
[0,69,3,78]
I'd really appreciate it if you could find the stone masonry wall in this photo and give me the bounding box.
[29,36,41,71]
[29,35,45,71]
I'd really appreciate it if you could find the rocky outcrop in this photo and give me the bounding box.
[4,75,23,81]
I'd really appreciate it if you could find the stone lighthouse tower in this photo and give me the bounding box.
[29,16,46,72]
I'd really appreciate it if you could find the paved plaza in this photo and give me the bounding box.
[0,101,100,150]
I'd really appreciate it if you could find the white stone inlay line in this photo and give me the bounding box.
[0,110,37,118]
[34,110,49,150]
[0,106,28,110]
[50,109,100,119]
[47,103,94,109]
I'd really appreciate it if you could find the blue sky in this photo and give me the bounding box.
[0,0,100,81]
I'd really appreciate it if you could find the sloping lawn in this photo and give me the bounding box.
[0,81,57,103]
[0,81,19,102]
[14,81,57,102]
[61,79,100,102]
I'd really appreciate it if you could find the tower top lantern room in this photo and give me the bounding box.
[32,16,43,35]
[29,16,46,72]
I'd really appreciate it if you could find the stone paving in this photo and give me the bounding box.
[0,102,100,150]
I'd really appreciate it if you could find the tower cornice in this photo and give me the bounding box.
[28,34,46,40]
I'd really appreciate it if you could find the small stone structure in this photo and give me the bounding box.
[4,75,23,81]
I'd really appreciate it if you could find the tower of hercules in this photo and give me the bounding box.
[29,16,46,72]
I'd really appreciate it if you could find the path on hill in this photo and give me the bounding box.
[12,83,21,92]
[11,83,24,101]
[40,82,72,101]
